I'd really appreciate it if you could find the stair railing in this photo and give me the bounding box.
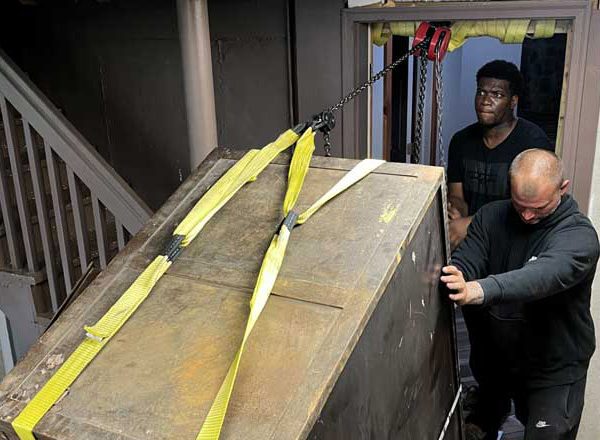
[0,49,152,313]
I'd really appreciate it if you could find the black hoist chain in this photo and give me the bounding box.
[329,42,426,114]
[302,38,431,157]
[435,48,445,168]
[412,51,428,164]
[301,21,450,159]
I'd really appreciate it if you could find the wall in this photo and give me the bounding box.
[0,0,347,206]
[0,0,189,210]
[580,111,600,440]
[372,45,384,159]
[206,0,346,155]
[207,0,291,150]
[293,0,346,156]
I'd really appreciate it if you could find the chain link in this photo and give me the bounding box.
[435,48,445,168]
[323,131,332,157]
[412,51,428,164]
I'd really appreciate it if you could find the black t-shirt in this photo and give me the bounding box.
[447,118,552,216]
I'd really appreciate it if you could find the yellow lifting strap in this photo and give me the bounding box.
[11,128,301,440]
[371,19,557,51]
[196,128,384,440]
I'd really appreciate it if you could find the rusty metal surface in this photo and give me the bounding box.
[0,150,454,440]
[307,193,460,439]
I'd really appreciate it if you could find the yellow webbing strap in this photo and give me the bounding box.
[531,20,556,39]
[174,129,300,246]
[197,128,384,439]
[372,19,558,50]
[11,129,300,440]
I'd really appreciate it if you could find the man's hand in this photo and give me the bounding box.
[447,204,462,221]
[449,215,472,250]
[440,265,484,305]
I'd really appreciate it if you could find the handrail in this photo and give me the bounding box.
[0,49,152,233]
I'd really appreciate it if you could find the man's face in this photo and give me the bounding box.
[475,77,517,127]
[511,178,568,224]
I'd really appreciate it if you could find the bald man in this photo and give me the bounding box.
[441,149,599,440]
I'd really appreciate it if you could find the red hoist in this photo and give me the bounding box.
[304,22,451,166]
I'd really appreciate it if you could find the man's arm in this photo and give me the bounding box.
[447,182,469,217]
[477,224,600,306]
[447,183,473,250]
[450,208,490,281]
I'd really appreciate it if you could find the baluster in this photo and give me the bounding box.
[1,100,35,271]
[115,218,126,251]
[0,95,22,269]
[0,96,36,271]
[24,123,60,312]
[66,167,90,272]
[92,195,108,269]
[45,143,74,294]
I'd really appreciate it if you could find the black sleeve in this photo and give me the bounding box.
[478,223,600,305]
[446,134,463,183]
[450,208,490,281]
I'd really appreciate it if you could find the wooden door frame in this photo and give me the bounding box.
[341,0,599,212]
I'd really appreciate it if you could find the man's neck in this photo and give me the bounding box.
[482,117,517,149]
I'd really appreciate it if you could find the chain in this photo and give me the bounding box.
[412,51,428,164]
[310,38,430,157]
[328,40,429,114]
[435,48,445,168]
[323,131,332,157]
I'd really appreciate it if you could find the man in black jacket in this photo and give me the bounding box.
[441,149,599,440]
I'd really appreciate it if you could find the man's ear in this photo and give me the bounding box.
[510,94,519,110]
[560,179,570,195]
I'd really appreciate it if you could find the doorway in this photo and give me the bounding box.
[370,33,567,165]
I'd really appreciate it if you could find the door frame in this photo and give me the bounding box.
[341,0,599,212]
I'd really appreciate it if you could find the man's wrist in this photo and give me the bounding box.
[465,281,484,305]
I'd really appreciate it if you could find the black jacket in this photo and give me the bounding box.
[452,195,599,387]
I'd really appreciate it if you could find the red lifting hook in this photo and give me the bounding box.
[412,22,452,61]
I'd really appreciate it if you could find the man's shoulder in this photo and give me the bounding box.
[451,122,480,140]
[558,207,598,238]
[517,117,545,131]
[448,123,481,155]
[474,199,512,222]
[513,118,552,147]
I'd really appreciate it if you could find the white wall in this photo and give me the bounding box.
[579,112,600,440]
[372,44,385,159]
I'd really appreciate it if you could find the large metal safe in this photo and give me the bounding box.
[0,150,462,439]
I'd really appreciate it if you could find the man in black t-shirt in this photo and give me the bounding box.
[447,60,552,250]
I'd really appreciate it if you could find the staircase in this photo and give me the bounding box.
[0,49,152,371]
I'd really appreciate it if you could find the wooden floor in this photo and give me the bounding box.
[456,307,525,440]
